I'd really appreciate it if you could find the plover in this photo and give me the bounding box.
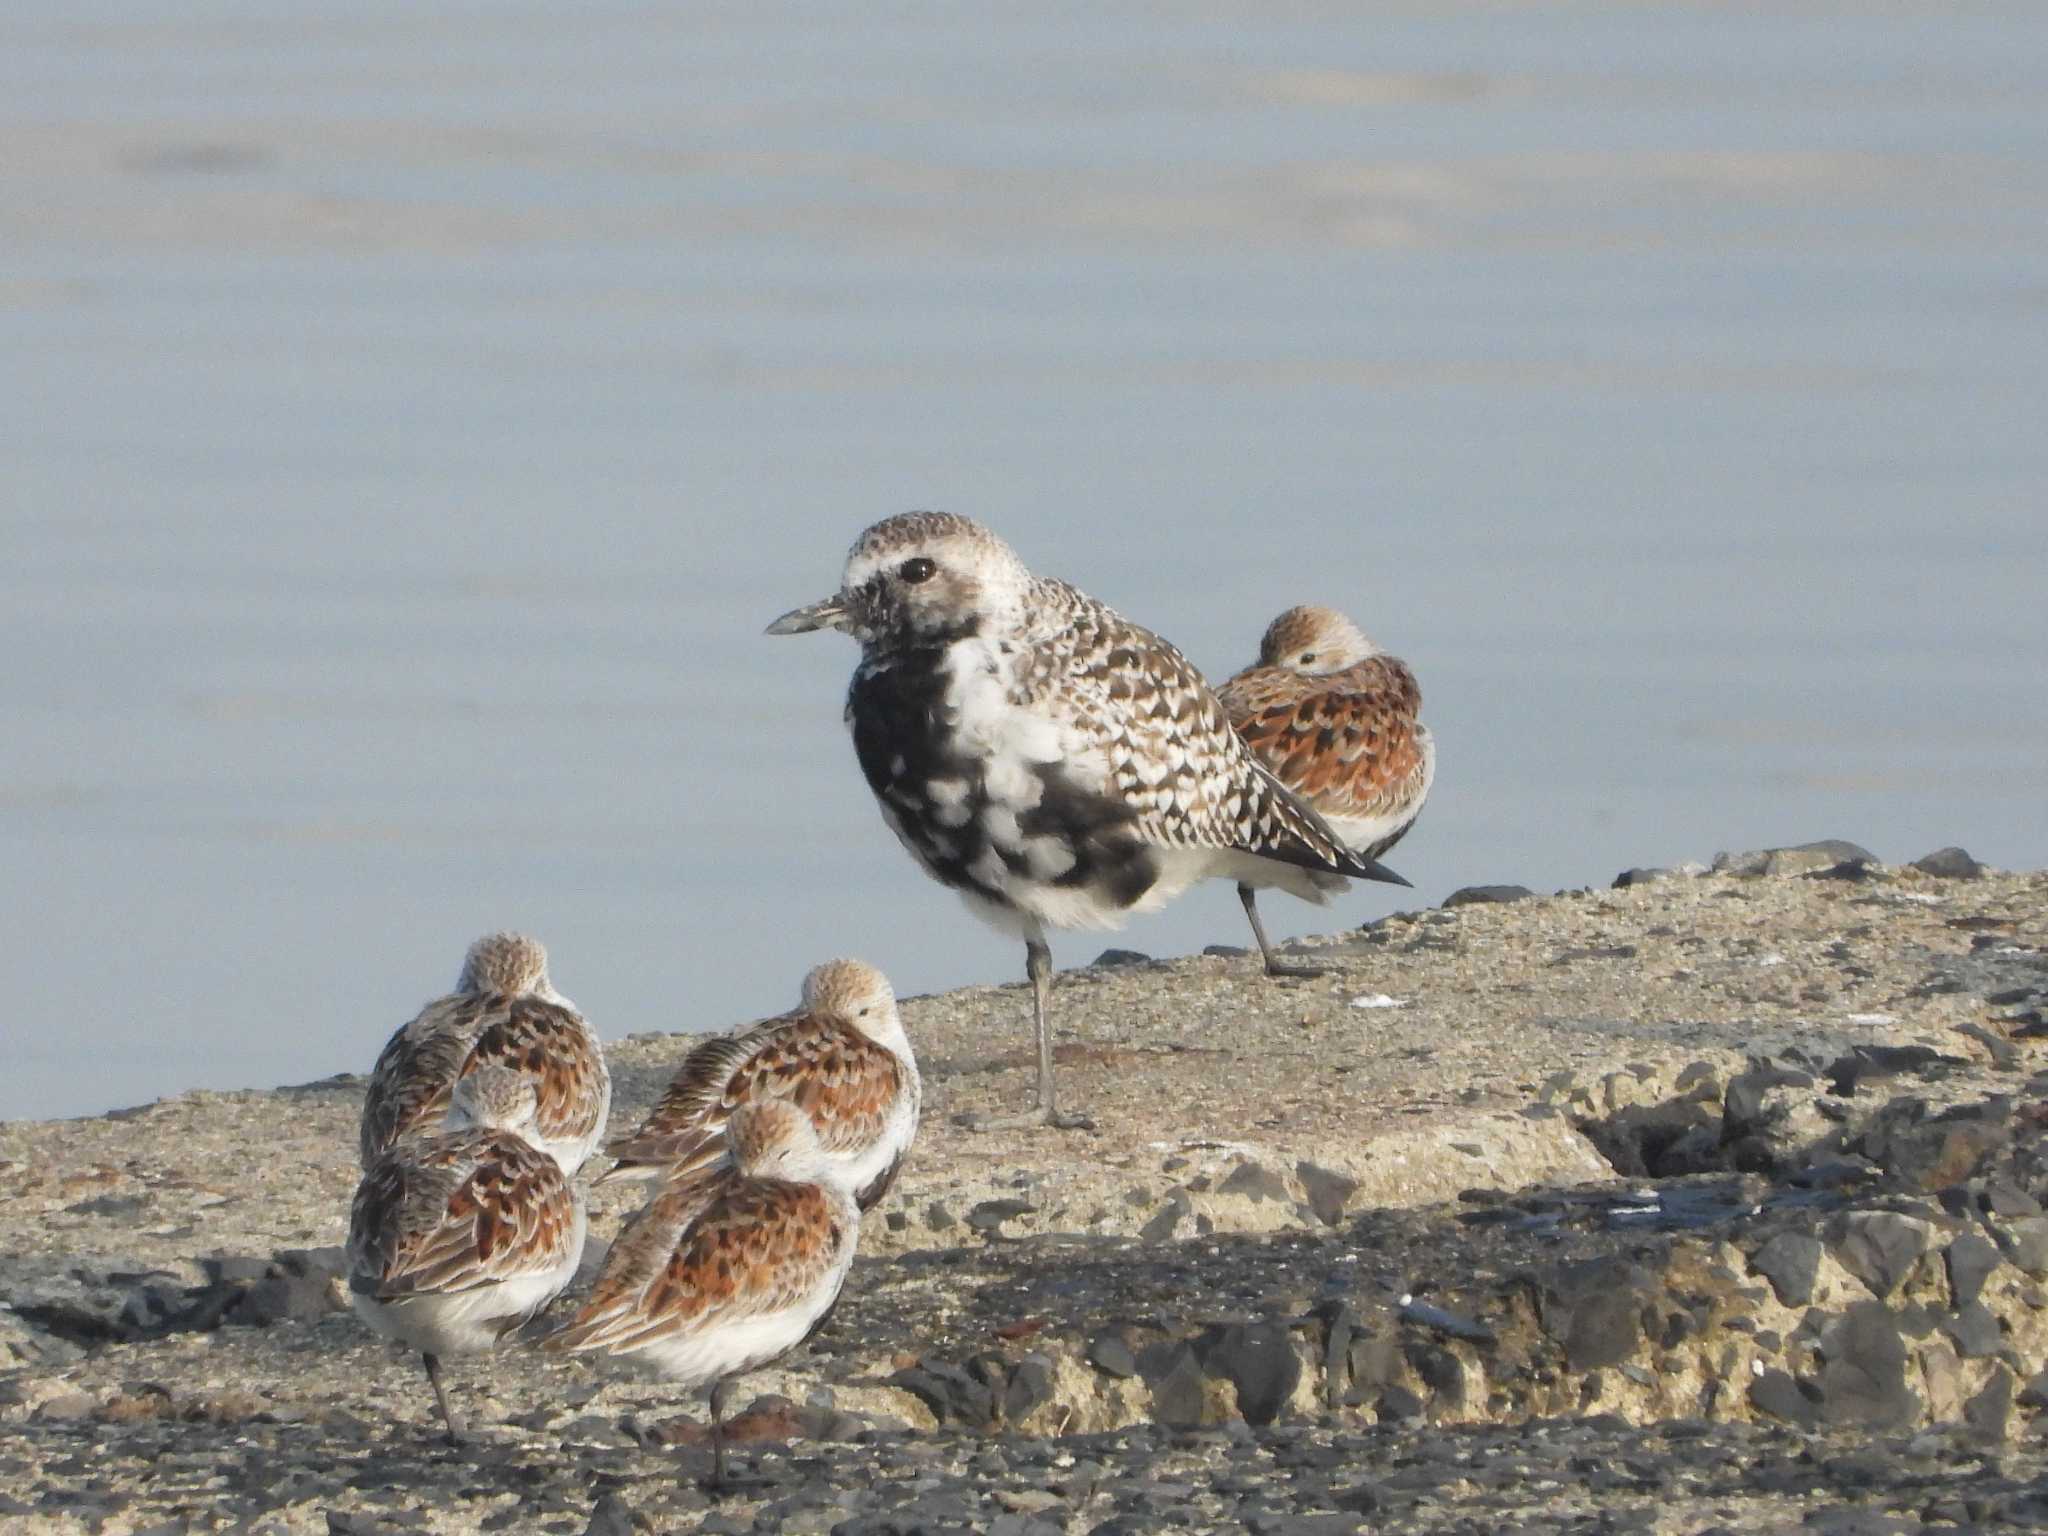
[346,1064,588,1444]
[360,932,611,1177]
[601,958,920,1210]
[1215,606,1434,976]
[767,511,1408,1129]
[545,1101,860,1488]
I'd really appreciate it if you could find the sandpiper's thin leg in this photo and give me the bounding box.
[1238,883,1329,979]
[952,934,1094,1133]
[423,1352,465,1445]
[706,1377,734,1489]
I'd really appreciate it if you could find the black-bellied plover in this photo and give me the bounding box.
[1216,605,1434,977]
[545,1101,860,1489]
[767,512,1408,1129]
[346,1064,588,1444]
[359,932,611,1176]
[601,958,920,1210]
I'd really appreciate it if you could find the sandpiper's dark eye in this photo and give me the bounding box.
[1299,651,1316,665]
[898,556,937,584]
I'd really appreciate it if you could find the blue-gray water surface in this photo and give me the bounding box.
[4,2,2045,1120]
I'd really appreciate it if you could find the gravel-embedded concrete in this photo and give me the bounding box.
[2,852,2045,1532]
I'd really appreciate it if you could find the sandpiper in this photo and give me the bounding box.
[602,958,920,1210]
[545,1101,860,1488]
[768,512,1407,1129]
[359,932,611,1177]
[1216,605,1434,977]
[346,1065,588,1444]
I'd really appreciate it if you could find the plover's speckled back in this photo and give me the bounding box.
[545,1101,860,1488]
[346,1065,588,1445]
[359,932,612,1177]
[1216,605,1434,977]
[601,957,920,1210]
[767,512,1408,1129]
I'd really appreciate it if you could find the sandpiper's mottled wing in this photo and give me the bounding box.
[1026,583,1393,880]
[465,996,611,1169]
[606,1017,905,1182]
[1218,653,1431,855]
[349,1130,581,1302]
[359,993,496,1166]
[547,1172,850,1356]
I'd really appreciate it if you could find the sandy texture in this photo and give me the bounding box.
[2,849,2045,1533]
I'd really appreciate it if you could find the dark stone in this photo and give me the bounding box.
[581,1493,640,1536]
[201,1255,273,1287]
[232,1271,338,1328]
[1004,1355,1056,1423]
[1087,1333,1138,1379]
[1404,1342,1466,1409]
[1817,1302,1918,1428]
[1612,867,1674,888]
[1149,1349,1209,1428]
[1217,1161,1292,1204]
[1945,1301,2003,1359]
[966,1199,1035,1234]
[277,1247,347,1280]
[1090,949,1151,968]
[1750,1233,1824,1309]
[1748,1369,1819,1430]
[1296,1162,1359,1227]
[1442,885,1533,907]
[1989,1183,2044,1218]
[1831,1211,1936,1298]
[1966,1364,2016,1442]
[891,1360,996,1428]
[1947,1232,2002,1307]
[1331,1485,1382,1516]
[1398,1298,1495,1345]
[1202,944,1250,959]
[1376,1384,1425,1422]
[1545,1259,1648,1372]
[1138,1191,1190,1244]
[1999,1216,2048,1275]
[1912,847,1984,879]
[1244,1517,1367,1536]
[1196,1323,1300,1426]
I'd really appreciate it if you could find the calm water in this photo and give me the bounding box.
[4,2,2045,1120]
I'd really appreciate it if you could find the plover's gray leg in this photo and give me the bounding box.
[956,937,1095,1132]
[423,1352,465,1446]
[1238,883,1331,979]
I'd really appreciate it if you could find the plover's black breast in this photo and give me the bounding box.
[845,643,1159,917]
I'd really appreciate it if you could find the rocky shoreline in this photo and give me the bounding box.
[3,843,2046,1534]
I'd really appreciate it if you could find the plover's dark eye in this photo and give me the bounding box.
[1299,652,1316,665]
[898,556,937,584]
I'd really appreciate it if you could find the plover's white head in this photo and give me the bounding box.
[725,1099,828,1182]
[456,932,551,997]
[1254,606,1379,675]
[799,957,904,1047]
[767,511,1034,646]
[446,1064,541,1136]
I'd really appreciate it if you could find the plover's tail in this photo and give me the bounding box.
[1240,762,1411,887]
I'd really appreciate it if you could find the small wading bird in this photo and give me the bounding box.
[545,1101,860,1489]
[601,957,920,1211]
[768,512,1408,1130]
[347,1065,588,1444]
[359,932,610,1177]
[1216,605,1434,977]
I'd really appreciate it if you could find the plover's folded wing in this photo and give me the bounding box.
[1037,589,1407,883]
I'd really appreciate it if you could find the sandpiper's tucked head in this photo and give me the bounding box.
[799,957,898,1038]
[457,932,550,997]
[447,1064,541,1135]
[725,1100,824,1180]
[766,512,1033,645]
[1255,606,1378,675]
